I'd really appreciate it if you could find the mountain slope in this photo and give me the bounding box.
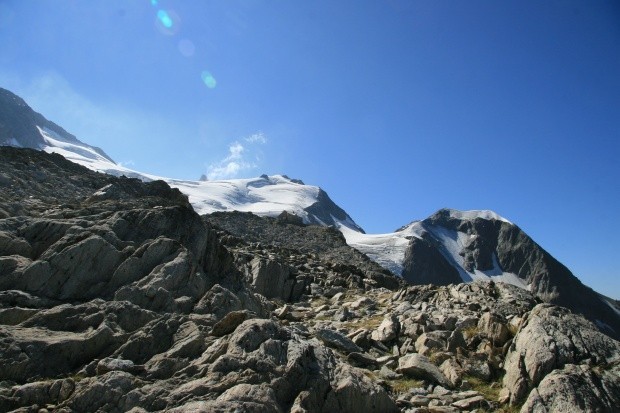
[176,174,364,232]
[0,87,363,232]
[1,87,618,339]
[347,208,620,339]
[0,87,114,164]
[340,209,515,282]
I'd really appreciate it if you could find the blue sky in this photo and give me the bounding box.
[1,0,619,298]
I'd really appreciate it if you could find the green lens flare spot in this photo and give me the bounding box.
[201,71,217,89]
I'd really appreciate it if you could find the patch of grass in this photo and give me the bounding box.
[492,405,521,413]
[362,369,379,381]
[342,314,384,331]
[70,373,87,383]
[478,403,521,413]
[428,349,448,364]
[309,297,330,308]
[463,375,522,413]
[387,377,425,393]
[462,325,480,338]
[374,292,394,308]
[463,375,500,401]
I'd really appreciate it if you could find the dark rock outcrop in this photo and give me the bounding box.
[401,237,462,285]
[205,210,402,292]
[304,188,365,233]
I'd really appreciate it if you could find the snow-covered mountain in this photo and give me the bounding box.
[37,134,363,232]
[2,86,619,338]
[39,131,364,232]
[338,209,525,285]
[0,87,363,233]
[0,88,114,164]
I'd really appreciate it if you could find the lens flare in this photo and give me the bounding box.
[157,10,173,28]
[151,0,158,6]
[155,9,180,35]
[178,39,196,57]
[201,71,217,89]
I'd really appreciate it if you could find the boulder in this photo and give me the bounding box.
[216,383,282,413]
[249,257,295,301]
[322,365,399,413]
[347,352,379,368]
[0,231,32,257]
[371,315,399,343]
[0,322,117,383]
[502,304,620,405]
[211,310,254,337]
[519,363,620,413]
[477,311,510,346]
[39,234,126,300]
[316,328,363,354]
[440,358,464,387]
[194,284,242,318]
[96,358,143,375]
[396,354,451,388]
[349,297,375,310]
[65,371,142,413]
[451,395,488,410]
[10,378,75,407]
[415,331,447,355]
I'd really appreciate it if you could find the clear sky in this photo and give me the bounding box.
[1,1,619,298]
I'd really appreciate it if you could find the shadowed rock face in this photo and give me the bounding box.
[303,188,365,233]
[401,209,620,340]
[205,210,402,291]
[401,237,461,285]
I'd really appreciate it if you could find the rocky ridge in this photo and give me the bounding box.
[401,209,620,340]
[0,147,619,413]
[0,88,112,162]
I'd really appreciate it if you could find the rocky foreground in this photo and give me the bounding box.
[1,147,619,413]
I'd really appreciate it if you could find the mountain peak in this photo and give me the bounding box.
[432,208,512,224]
[183,174,364,233]
[259,174,305,185]
[0,87,114,163]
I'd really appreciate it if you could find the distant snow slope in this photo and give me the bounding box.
[338,221,424,275]
[37,126,363,232]
[172,175,363,231]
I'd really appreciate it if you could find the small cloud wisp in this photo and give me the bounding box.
[206,133,266,180]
